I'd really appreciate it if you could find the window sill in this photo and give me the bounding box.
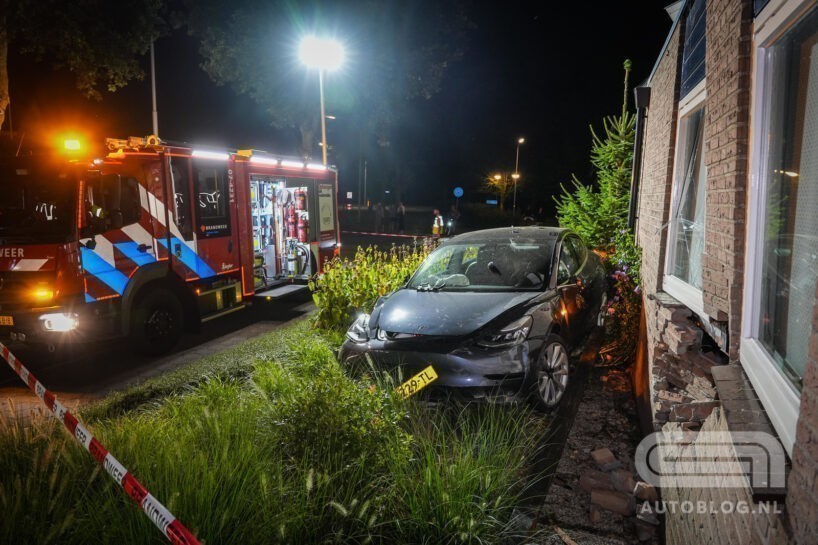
[712,363,789,502]
[662,275,706,319]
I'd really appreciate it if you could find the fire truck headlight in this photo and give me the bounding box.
[39,313,79,332]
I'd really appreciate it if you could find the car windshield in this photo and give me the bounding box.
[408,239,554,291]
[0,165,77,243]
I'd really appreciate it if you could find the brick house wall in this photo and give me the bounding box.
[634,0,818,543]
[700,0,753,358]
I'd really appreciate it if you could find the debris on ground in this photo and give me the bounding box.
[537,366,660,544]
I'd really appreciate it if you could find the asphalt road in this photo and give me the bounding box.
[0,291,314,421]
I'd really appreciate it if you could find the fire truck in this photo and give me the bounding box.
[0,135,340,354]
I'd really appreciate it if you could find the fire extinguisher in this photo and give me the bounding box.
[297,212,309,243]
[295,189,306,210]
[286,203,297,239]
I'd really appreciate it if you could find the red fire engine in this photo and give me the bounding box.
[0,135,340,354]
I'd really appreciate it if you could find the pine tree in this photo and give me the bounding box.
[555,59,640,279]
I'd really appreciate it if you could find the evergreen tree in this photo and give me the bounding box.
[555,59,640,279]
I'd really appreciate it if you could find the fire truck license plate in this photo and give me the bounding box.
[0,316,13,326]
[395,366,438,399]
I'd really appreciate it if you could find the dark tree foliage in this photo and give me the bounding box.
[0,0,169,129]
[182,0,470,159]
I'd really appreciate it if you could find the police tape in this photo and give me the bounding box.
[0,342,200,545]
[341,230,431,239]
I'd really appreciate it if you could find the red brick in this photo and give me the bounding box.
[590,489,634,516]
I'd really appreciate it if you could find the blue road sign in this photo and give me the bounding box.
[453,187,464,198]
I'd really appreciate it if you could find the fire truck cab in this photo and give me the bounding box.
[0,136,340,354]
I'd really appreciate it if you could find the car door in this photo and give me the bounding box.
[554,237,582,344]
[562,235,595,327]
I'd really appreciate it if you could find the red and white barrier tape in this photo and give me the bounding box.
[341,230,431,239]
[0,342,200,545]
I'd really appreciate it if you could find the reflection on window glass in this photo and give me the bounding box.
[409,241,552,290]
[671,106,706,289]
[758,7,818,390]
[193,161,230,237]
[0,167,75,243]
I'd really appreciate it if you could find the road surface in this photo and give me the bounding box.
[0,291,314,422]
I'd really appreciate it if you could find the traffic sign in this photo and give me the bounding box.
[453,187,464,198]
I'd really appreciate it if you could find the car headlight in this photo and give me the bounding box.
[39,312,79,332]
[346,313,371,343]
[477,315,532,348]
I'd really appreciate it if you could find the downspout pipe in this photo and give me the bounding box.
[628,86,651,230]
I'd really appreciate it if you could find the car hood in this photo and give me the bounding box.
[373,289,537,337]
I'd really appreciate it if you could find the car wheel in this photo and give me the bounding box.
[129,287,183,356]
[597,292,609,328]
[532,335,570,410]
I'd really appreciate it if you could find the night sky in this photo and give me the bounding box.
[7,1,672,216]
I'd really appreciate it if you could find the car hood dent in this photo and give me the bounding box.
[374,289,536,337]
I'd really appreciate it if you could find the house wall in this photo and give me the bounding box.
[786,281,818,542]
[635,0,818,543]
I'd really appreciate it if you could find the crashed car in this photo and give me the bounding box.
[339,226,607,409]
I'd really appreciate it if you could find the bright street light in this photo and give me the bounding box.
[300,36,345,165]
[299,36,345,70]
[513,137,525,215]
[493,174,502,180]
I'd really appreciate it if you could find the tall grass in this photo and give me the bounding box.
[0,320,543,544]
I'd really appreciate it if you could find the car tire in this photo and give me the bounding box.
[531,335,570,411]
[129,287,184,356]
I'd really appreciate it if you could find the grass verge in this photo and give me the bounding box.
[0,319,545,544]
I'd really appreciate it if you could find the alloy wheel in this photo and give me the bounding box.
[537,342,569,407]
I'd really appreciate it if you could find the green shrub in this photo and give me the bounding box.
[555,60,642,366]
[309,243,434,330]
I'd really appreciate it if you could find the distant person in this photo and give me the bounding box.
[432,209,444,238]
[397,201,406,234]
[374,202,385,232]
[447,204,460,236]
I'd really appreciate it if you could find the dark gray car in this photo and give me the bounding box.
[339,226,607,409]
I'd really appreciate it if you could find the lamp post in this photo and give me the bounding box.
[513,137,525,215]
[299,36,345,165]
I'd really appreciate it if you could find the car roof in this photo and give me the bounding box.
[444,226,568,245]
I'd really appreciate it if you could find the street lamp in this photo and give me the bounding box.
[513,137,525,215]
[299,36,345,165]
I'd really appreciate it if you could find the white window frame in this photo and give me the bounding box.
[741,0,817,456]
[664,79,707,318]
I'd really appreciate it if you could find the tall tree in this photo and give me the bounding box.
[0,0,169,130]
[182,0,470,160]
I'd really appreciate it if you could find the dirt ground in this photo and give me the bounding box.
[531,364,660,545]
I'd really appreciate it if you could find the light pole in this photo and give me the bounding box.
[513,137,525,215]
[299,36,345,165]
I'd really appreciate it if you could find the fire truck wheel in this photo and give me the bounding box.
[130,288,184,356]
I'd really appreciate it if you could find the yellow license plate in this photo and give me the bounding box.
[0,316,13,327]
[396,366,438,399]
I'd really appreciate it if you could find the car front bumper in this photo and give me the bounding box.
[339,337,543,402]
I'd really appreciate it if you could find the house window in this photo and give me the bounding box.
[680,0,706,96]
[664,83,707,315]
[743,0,818,454]
[669,105,706,290]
